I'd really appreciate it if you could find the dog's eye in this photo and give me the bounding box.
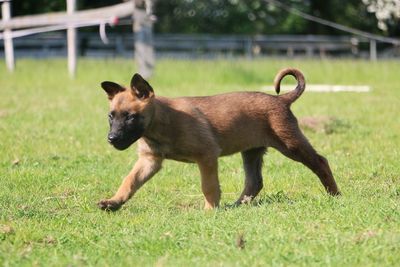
[126,113,138,121]
[108,113,113,120]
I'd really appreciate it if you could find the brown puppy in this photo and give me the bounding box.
[98,68,340,211]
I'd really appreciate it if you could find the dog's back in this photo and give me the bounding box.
[153,68,305,157]
[170,92,284,155]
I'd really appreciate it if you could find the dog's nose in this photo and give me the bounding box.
[108,133,118,143]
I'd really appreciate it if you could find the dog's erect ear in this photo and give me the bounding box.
[101,81,125,100]
[130,73,154,100]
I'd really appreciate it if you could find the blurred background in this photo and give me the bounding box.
[1,0,399,78]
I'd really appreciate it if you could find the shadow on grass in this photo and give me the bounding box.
[222,191,294,210]
[255,191,294,206]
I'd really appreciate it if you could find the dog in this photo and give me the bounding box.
[98,68,340,211]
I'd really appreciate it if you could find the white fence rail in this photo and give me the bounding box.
[2,33,395,59]
[0,0,156,78]
[0,2,132,30]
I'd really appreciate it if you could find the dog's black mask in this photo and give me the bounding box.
[107,112,145,150]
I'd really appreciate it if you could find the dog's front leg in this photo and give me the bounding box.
[98,155,163,211]
[197,158,221,210]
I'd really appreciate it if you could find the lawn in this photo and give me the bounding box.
[0,58,399,266]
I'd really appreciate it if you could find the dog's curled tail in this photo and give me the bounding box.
[274,68,306,105]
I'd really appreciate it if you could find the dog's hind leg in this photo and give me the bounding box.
[197,158,221,210]
[235,147,266,205]
[273,127,340,196]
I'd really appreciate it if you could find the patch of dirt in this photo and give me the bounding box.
[299,116,350,134]
[0,225,14,235]
[0,110,9,118]
[354,230,377,243]
[42,235,57,245]
[236,232,246,250]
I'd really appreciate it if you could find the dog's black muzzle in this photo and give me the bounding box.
[107,130,143,150]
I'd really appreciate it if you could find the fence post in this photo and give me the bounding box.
[67,0,76,78]
[245,37,253,59]
[132,0,154,79]
[1,0,14,72]
[369,39,377,61]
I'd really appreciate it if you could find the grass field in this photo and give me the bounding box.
[0,58,399,266]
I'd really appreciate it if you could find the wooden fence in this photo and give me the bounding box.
[1,32,388,59]
[2,0,399,78]
[0,0,155,78]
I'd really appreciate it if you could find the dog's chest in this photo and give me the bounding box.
[138,138,195,163]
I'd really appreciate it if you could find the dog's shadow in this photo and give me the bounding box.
[222,191,294,210]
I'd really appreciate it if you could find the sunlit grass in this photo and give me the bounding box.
[0,58,399,266]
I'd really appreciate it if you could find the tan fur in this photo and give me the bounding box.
[98,68,340,211]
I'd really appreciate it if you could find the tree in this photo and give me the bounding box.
[9,0,398,37]
[154,0,383,35]
[363,0,400,34]
[307,0,380,35]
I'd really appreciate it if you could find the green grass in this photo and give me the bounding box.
[0,58,399,266]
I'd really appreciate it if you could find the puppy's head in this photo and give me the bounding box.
[101,73,155,150]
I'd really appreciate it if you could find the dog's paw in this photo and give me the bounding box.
[97,199,122,211]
